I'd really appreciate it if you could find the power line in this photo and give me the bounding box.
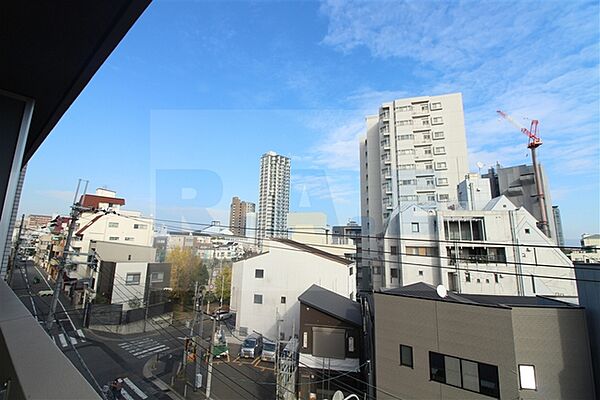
[123,213,588,251]
[148,222,598,285]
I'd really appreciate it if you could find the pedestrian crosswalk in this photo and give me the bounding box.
[118,337,170,359]
[53,329,87,348]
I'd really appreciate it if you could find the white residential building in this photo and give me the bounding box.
[360,93,469,291]
[570,234,600,264]
[257,151,291,241]
[382,195,577,299]
[70,189,153,280]
[230,238,356,341]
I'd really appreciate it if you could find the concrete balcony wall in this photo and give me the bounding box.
[0,280,99,399]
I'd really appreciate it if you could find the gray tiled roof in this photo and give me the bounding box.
[298,284,362,326]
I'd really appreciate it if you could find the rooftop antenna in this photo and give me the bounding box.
[476,161,485,175]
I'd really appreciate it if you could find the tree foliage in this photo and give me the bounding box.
[213,265,232,304]
[166,247,209,303]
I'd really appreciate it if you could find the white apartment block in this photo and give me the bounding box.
[230,238,356,341]
[257,151,291,241]
[382,195,577,299]
[360,93,469,290]
[70,189,153,280]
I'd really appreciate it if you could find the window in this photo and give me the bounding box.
[391,246,398,255]
[430,352,445,382]
[431,102,442,110]
[421,118,430,126]
[430,352,500,399]
[519,365,537,390]
[400,179,417,185]
[255,269,264,278]
[435,161,447,170]
[133,223,147,230]
[109,236,119,241]
[399,134,415,140]
[494,274,499,283]
[125,273,141,285]
[438,194,449,202]
[465,272,471,282]
[395,105,412,112]
[433,131,444,139]
[525,228,530,234]
[418,270,423,276]
[437,178,448,186]
[400,345,413,368]
[390,269,398,279]
[461,359,479,392]
[150,272,164,283]
[253,294,263,304]
[411,222,420,233]
[434,146,446,155]
[349,266,353,275]
[398,164,415,170]
[432,116,443,124]
[108,222,119,228]
[280,296,286,304]
[124,237,134,241]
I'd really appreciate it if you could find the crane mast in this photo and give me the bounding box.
[497,110,551,239]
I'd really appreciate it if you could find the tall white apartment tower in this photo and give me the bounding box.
[257,151,291,241]
[359,93,469,291]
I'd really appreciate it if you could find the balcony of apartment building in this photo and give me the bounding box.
[413,133,432,146]
[411,102,429,117]
[0,2,149,398]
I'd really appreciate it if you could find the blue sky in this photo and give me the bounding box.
[20,0,599,244]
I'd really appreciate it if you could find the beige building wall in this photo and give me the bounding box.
[512,308,595,399]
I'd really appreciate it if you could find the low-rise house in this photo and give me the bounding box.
[231,239,356,341]
[297,284,364,399]
[374,282,595,399]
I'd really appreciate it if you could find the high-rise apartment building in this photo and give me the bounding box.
[257,151,290,240]
[359,93,469,291]
[229,196,255,237]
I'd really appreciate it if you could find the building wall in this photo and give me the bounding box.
[511,307,595,399]
[574,262,600,396]
[496,164,557,244]
[257,151,291,240]
[231,243,354,340]
[287,212,329,245]
[111,262,148,310]
[374,293,519,400]
[361,93,469,291]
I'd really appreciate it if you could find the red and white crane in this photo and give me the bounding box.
[497,110,551,238]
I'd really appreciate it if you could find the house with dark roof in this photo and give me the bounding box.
[374,282,595,399]
[230,238,356,342]
[297,284,365,400]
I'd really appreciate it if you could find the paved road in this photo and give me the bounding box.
[10,260,170,400]
[10,260,278,400]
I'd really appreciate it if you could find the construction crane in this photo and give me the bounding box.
[496,110,551,238]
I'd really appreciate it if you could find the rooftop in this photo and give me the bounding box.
[299,284,362,326]
[381,282,578,309]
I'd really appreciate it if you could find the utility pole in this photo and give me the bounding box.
[7,214,24,286]
[205,316,217,399]
[194,284,204,392]
[142,266,152,333]
[47,179,88,330]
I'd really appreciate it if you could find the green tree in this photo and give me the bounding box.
[166,246,205,304]
[213,265,232,305]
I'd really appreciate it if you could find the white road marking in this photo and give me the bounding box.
[123,377,148,399]
[120,388,135,400]
[58,333,68,348]
[34,265,76,331]
[76,329,86,341]
[132,344,168,357]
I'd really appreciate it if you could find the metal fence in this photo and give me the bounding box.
[86,302,173,326]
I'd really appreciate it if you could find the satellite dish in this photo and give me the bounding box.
[332,391,344,400]
[436,285,448,298]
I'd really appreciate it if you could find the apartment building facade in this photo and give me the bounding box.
[229,196,256,237]
[257,151,291,241]
[360,93,469,291]
[382,195,577,298]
